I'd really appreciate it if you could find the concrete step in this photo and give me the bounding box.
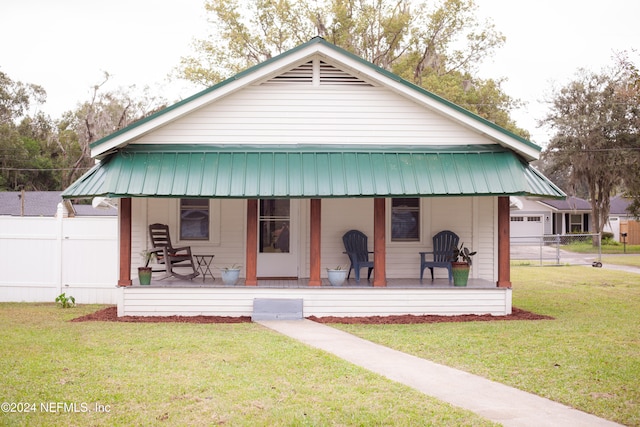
[252,298,303,321]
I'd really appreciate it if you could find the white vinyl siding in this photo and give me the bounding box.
[132,198,241,278]
[133,86,484,147]
[119,287,512,317]
[132,196,497,283]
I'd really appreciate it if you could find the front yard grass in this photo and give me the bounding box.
[564,241,640,255]
[0,303,496,427]
[602,254,640,268]
[333,266,640,426]
[2,266,639,426]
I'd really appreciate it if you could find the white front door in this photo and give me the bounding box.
[256,199,299,277]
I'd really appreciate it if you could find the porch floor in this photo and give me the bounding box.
[134,276,496,289]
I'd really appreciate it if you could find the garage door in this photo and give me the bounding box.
[510,215,544,242]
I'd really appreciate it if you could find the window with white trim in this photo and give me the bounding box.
[570,214,583,233]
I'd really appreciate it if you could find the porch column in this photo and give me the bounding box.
[309,199,322,286]
[245,199,258,286]
[373,198,387,287]
[118,197,132,287]
[497,196,512,288]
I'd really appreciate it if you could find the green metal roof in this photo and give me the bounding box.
[62,145,565,199]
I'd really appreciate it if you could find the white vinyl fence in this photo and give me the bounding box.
[0,207,118,304]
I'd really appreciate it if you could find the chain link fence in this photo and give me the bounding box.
[510,233,602,267]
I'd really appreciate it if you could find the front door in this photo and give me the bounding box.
[257,199,298,278]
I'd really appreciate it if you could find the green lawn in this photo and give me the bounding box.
[564,241,640,255]
[333,266,640,426]
[2,266,639,426]
[0,303,495,427]
[602,254,640,268]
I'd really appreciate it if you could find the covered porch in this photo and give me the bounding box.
[64,145,563,317]
[60,40,567,317]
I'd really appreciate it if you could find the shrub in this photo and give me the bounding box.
[55,293,75,308]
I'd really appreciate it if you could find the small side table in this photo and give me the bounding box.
[194,254,215,282]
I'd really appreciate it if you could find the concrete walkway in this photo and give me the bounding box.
[258,319,623,427]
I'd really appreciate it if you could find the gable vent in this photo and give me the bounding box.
[265,61,314,85]
[261,60,373,86]
[318,61,371,86]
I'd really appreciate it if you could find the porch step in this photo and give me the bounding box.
[252,298,303,321]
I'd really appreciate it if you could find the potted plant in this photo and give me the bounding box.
[220,264,241,286]
[326,265,348,286]
[138,250,155,286]
[450,244,477,287]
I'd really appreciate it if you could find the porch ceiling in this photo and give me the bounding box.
[62,144,565,199]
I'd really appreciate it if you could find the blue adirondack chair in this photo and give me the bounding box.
[342,230,374,282]
[419,230,459,281]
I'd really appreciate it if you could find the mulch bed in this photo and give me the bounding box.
[308,308,553,324]
[71,306,552,324]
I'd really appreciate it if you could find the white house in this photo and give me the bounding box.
[510,195,638,243]
[509,196,591,241]
[62,38,564,317]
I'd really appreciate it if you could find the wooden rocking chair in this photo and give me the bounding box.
[147,223,199,280]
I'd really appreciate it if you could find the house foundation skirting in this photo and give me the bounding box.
[117,286,512,317]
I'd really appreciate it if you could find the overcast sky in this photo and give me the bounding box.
[1,0,639,145]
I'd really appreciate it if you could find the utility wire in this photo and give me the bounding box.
[0,167,92,171]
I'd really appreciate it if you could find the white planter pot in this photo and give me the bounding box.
[221,269,241,286]
[327,269,348,286]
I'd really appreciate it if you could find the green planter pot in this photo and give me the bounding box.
[138,267,152,285]
[451,262,470,287]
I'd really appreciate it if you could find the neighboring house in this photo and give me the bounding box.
[509,196,591,241]
[606,195,639,243]
[508,196,554,240]
[541,197,592,235]
[510,194,637,243]
[62,38,564,317]
[0,191,117,217]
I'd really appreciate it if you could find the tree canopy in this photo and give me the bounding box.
[177,0,528,137]
[540,53,640,234]
[0,71,166,191]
